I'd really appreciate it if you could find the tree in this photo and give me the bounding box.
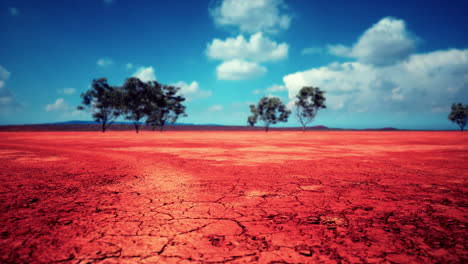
[121,77,148,133]
[77,78,122,132]
[295,86,326,132]
[144,82,187,132]
[248,96,291,132]
[448,103,468,131]
[247,110,258,127]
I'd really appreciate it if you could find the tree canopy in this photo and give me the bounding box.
[295,86,326,131]
[448,103,468,131]
[144,82,187,132]
[77,78,123,132]
[78,77,187,133]
[121,77,149,133]
[248,96,291,132]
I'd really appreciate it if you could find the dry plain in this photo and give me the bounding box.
[0,131,466,263]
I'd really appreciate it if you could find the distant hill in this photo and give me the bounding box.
[0,121,333,132]
[363,127,400,131]
[47,120,221,126]
[0,120,408,132]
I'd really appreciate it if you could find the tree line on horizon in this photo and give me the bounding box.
[77,77,186,133]
[78,77,467,132]
[78,77,328,133]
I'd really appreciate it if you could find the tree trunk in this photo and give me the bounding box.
[134,123,139,134]
[160,125,164,132]
[265,126,269,133]
[302,125,306,132]
[102,121,106,133]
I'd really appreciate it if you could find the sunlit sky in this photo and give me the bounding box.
[1,0,467,129]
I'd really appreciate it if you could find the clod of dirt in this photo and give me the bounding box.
[294,245,314,257]
[299,185,322,191]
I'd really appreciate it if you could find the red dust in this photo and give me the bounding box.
[0,131,466,263]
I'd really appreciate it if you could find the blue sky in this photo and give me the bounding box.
[0,0,467,129]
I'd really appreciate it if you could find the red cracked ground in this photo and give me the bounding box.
[0,131,467,263]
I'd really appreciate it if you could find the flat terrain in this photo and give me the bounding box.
[0,131,466,263]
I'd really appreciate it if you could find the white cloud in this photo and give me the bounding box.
[252,84,287,95]
[206,33,287,81]
[172,81,212,101]
[285,100,295,110]
[210,0,291,34]
[126,63,133,69]
[328,17,417,66]
[45,98,70,112]
[208,104,224,112]
[252,89,262,95]
[57,87,76,95]
[302,47,323,55]
[133,66,156,82]
[283,49,468,112]
[9,7,19,16]
[0,65,20,112]
[231,101,254,108]
[97,57,114,67]
[207,32,288,62]
[327,44,350,57]
[0,66,10,80]
[391,87,404,101]
[44,98,86,117]
[217,59,267,80]
[266,84,287,93]
[0,79,14,108]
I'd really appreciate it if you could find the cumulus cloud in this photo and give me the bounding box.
[44,98,85,117]
[97,57,114,67]
[172,81,212,101]
[57,87,76,95]
[0,66,21,112]
[45,98,70,112]
[126,63,133,69]
[326,44,350,57]
[253,84,287,95]
[210,0,291,34]
[133,66,156,82]
[266,84,287,93]
[207,33,288,62]
[328,17,417,66]
[217,59,267,80]
[208,104,224,112]
[0,66,10,80]
[0,80,15,108]
[9,7,19,16]
[283,49,468,112]
[207,33,287,80]
[207,7,290,81]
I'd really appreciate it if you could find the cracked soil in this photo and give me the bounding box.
[0,131,467,263]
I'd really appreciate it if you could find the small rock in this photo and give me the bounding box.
[295,245,313,257]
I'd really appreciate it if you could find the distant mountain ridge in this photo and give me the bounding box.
[45,120,221,126]
[0,120,406,132]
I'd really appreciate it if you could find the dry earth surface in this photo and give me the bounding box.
[0,131,467,263]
